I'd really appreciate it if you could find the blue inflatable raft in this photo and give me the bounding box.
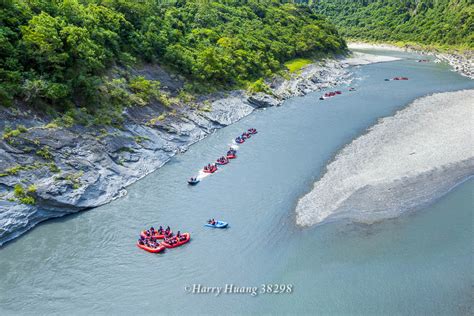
[205,221,228,228]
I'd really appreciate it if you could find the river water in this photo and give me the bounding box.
[1,51,473,315]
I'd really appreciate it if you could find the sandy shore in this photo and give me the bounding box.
[348,42,474,79]
[348,42,406,52]
[296,89,474,226]
[342,51,400,66]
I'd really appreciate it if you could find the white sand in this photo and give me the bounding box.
[347,42,406,52]
[342,51,401,66]
[296,89,474,226]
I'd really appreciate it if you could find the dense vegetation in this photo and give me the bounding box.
[312,0,473,49]
[0,0,345,123]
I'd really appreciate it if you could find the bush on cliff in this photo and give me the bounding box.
[13,184,36,205]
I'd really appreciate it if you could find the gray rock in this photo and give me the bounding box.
[199,95,254,126]
[248,93,281,108]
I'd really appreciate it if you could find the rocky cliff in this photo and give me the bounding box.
[0,56,358,246]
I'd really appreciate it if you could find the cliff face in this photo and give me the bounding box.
[0,58,352,246]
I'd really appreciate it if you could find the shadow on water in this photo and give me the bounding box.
[0,207,94,250]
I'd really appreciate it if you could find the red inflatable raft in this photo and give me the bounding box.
[203,165,217,173]
[242,133,251,139]
[140,230,172,239]
[324,91,337,98]
[226,153,236,159]
[162,233,191,248]
[137,242,166,253]
[216,158,229,165]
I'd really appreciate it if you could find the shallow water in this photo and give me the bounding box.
[1,52,473,314]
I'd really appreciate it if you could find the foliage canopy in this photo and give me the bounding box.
[0,0,346,117]
[312,0,473,49]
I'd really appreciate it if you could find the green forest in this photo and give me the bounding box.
[2,0,471,126]
[312,0,473,49]
[0,0,345,122]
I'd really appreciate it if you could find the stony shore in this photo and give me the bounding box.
[348,42,474,79]
[0,52,399,245]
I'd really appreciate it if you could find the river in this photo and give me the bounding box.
[1,50,473,315]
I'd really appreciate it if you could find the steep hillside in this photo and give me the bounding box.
[0,0,345,123]
[313,0,473,49]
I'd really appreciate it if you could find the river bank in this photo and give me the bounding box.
[296,89,474,226]
[348,42,474,79]
[0,52,399,246]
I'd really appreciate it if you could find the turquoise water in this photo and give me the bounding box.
[0,53,473,315]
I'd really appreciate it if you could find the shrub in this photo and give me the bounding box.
[200,101,212,112]
[27,184,37,194]
[134,135,150,144]
[248,78,272,94]
[178,90,195,103]
[54,171,84,190]
[159,94,172,108]
[13,184,36,205]
[13,184,24,197]
[44,122,59,129]
[20,196,36,205]
[128,76,161,104]
[284,58,312,73]
[17,125,27,133]
[49,163,61,173]
[5,165,22,175]
[36,146,52,160]
[2,125,27,140]
[146,113,167,126]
